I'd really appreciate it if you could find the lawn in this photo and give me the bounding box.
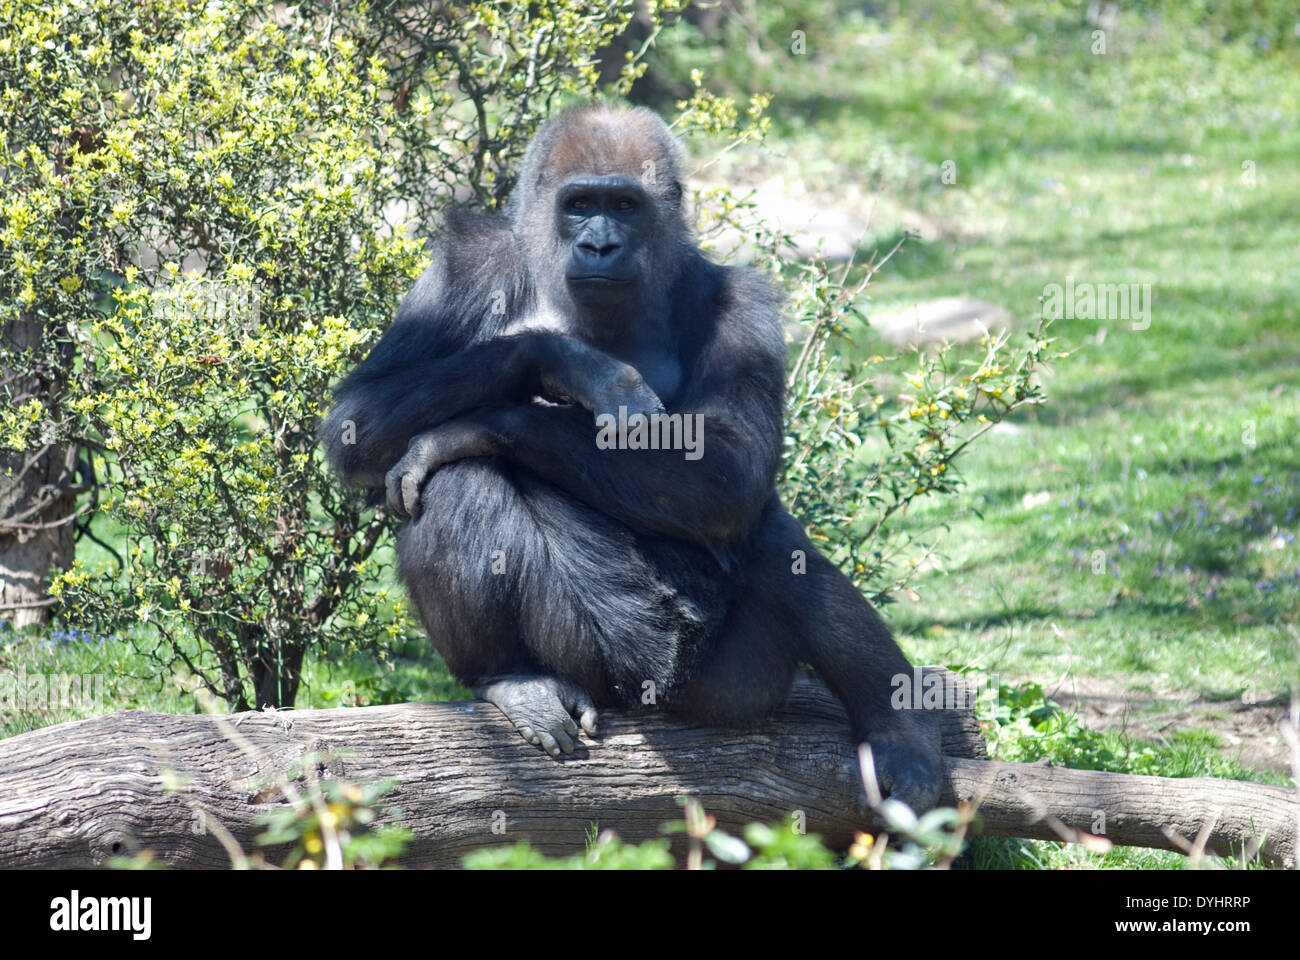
[707,1,1300,865]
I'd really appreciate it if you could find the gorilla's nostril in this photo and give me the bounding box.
[578,241,620,259]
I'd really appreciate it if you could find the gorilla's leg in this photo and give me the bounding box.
[674,501,942,811]
[397,459,606,757]
[667,583,800,728]
[398,459,721,757]
[767,505,942,810]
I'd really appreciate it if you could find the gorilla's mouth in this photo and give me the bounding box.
[568,275,631,285]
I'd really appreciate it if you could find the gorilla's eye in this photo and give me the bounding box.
[568,196,591,213]
[615,198,638,212]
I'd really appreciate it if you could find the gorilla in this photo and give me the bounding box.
[322,103,941,810]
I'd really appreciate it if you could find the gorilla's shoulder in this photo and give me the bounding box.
[437,209,523,277]
[674,257,785,366]
[393,210,527,335]
[677,256,781,313]
[710,262,785,342]
[716,262,784,313]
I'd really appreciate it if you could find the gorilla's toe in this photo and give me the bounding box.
[869,737,943,814]
[478,675,593,759]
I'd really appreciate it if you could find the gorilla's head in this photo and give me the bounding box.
[509,104,692,312]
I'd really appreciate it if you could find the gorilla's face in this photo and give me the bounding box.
[556,175,649,306]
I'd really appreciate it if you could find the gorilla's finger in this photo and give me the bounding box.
[583,364,662,421]
[628,379,665,417]
[559,710,580,738]
[384,467,408,517]
[537,730,562,757]
[401,470,424,518]
[579,706,599,736]
[518,725,538,745]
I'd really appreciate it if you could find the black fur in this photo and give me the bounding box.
[321,104,941,808]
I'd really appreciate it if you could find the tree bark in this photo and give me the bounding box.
[0,671,1293,869]
[0,311,77,627]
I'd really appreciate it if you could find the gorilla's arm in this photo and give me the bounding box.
[323,326,662,490]
[385,286,787,546]
[488,385,778,545]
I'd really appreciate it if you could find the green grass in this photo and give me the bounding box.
[824,10,1300,705]
[686,1,1300,706]
[662,0,1300,867]
[0,619,464,739]
[664,2,1300,705]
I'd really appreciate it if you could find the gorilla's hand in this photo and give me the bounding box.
[535,336,664,421]
[385,421,497,519]
[475,674,599,758]
[579,361,665,422]
[865,720,943,814]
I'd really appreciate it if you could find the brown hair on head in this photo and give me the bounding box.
[510,103,685,222]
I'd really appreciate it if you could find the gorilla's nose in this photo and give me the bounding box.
[577,240,622,261]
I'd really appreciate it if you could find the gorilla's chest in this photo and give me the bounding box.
[620,344,682,401]
[499,307,684,403]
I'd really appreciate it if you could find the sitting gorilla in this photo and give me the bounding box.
[322,103,941,811]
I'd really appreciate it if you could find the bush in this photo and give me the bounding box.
[681,86,1061,602]
[1,0,674,708]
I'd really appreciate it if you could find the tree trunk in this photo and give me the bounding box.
[0,671,1293,869]
[0,311,76,628]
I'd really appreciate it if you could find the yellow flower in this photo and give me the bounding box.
[849,831,874,860]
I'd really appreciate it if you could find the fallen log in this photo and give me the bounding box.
[0,669,1293,868]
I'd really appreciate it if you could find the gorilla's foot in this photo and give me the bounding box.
[475,674,599,758]
[864,721,943,814]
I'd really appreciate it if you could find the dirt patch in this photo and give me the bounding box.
[691,171,950,262]
[871,296,1014,346]
[1048,676,1296,775]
